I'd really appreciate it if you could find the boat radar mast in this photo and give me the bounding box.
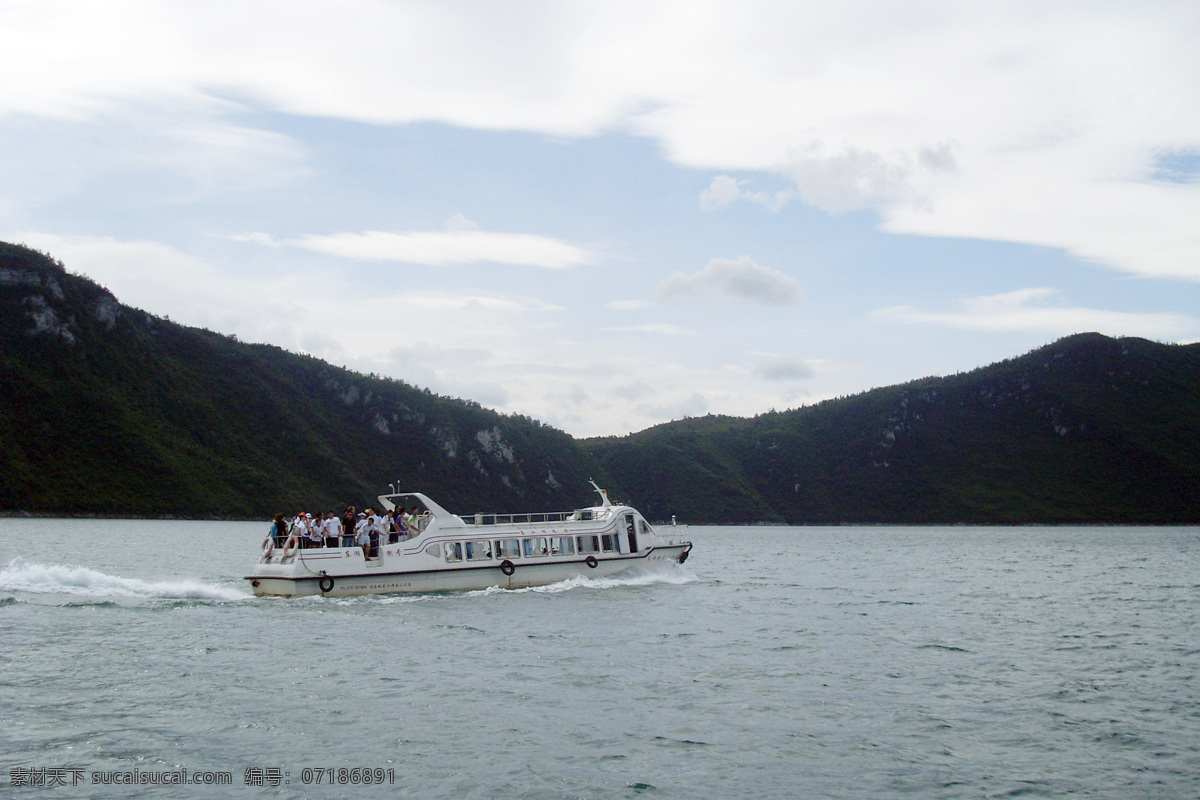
[588,479,613,508]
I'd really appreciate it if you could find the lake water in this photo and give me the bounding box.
[1,520,1198,799]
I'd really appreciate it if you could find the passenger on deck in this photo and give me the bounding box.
[355,512,371,556]
[367,508,386,556]
[270,513,288,545]
[324,510,342,548]
[377,509,393,546]
[341,506,357,548]
[291,512,308,547]
[299,512,313,548]
[408,506,421,534]
[387,509,402,544]
[305,513,324,548]
[391,508,408,542]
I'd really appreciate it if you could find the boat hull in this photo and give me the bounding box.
[246,544,691,598]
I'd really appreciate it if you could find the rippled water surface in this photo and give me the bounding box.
[2,520,1198,799]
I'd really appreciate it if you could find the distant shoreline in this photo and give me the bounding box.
[0,510,259,522]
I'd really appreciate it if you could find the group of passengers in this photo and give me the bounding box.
[267,506,428,558]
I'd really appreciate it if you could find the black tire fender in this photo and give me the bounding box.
[318,575,335,594]
[500,560,515,576]
[585,555,598,569]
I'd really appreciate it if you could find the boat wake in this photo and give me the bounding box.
[345,565,699,605]
[0,558,251,602]
[465,564,699,597]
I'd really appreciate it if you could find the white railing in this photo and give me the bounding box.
[469,508,613,526]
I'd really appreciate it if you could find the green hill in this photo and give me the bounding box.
[584,333,1200,523]
[3,240,1198,523]
[0,242,613,517]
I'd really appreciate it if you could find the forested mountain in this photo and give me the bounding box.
[3,241,1198,523]
[585,333,1200,524]
[0,242,613,517]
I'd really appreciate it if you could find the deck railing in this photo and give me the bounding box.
[468,508,613,526]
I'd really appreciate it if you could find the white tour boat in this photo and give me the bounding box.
[246,484,692,597]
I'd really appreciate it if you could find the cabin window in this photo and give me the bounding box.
[522,538,548,558]
[577,535,599,554]
[465,540,493,561]
[496,539,521,559]
[551,536,574,556]
[443,542,462,562]
[424,543,442,558]
[638,519,652,535]
[601,534,616,552]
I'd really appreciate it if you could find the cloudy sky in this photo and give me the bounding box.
[3,1,1198,437]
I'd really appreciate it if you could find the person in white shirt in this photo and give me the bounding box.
[304,512,324,548]
[355,513,371,555]
[324,511,343,548]
[367,508,387,557]
[290,512,308,548]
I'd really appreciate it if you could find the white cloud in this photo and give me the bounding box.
[752,356,816,381]
[604,323,695,336]
[9,230,562,344]
[289,219,593,269]
[397,292,562,313]
[656,256,803,306]
[138,116,313,196]
[443,213,477,232]
[0,106,310,209]
[612,381,654,401]
[700,175,794,211]
[4,2,1199,278]
[227,232,281,247]
[783,141,957,214]
[7,232,221,310]
[641,392,711,423]
[873,288,1200,340]
[377,342,508,407]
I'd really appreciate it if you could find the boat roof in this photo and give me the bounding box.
[376,492,454,517]
[375,484,631,529]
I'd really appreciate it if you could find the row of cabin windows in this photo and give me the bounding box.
[428,534,621,563]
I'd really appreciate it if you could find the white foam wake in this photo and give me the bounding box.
[465,565,699,596]
[0,558,250,601]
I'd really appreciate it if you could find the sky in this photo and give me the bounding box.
[2,0,1198,437]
